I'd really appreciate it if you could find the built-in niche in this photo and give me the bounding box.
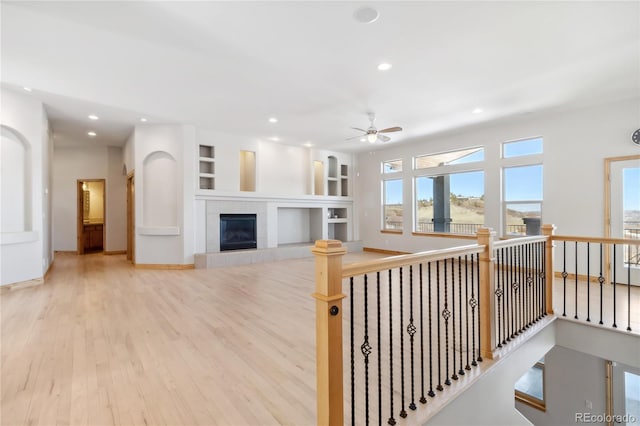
[239,150,256,192]
[198,144,215,190]
[1,125,32,233]
[327,156,338,196]
[142,151,178,227]
[314,161,324,195]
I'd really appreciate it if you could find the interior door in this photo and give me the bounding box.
[610,158,640,285]
[77,181,85,254]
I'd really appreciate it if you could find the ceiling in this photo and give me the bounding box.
[2,1,639,151]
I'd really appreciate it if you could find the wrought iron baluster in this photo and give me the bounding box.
[436,261,443,391]
[506,247,512,341]
[586,243,591,322]
[628,247,632,332]
[562,241,567,317]
[599,243,604,325]
[387,269,396,426]
[542,242,547,315]
[464,255,471,371]
[451,258,458,381]
[408,266,417,411]
[443,259,451,386]
[502,247,508,344]
[350,277,355,426]
[362,275,371,425]
[574,241,579,320]
[496,247,503,348]
[419,264,427,404]
[613,245,617,328]
[428,262,436,397]
[470,255,478,366]
[513,246,520,336]
[377,272,382,425]
[457,256,465,376]
[399,267,407,418]
[525,243,531,328]
[476,253,482,362]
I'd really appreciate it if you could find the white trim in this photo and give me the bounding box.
[0,231,38,245]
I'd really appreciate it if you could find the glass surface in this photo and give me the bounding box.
[504,137,543,158]
[382,159,403,173]
[504,165,543,201]
[415,147,484,169]
[383,179,403,229]
[515,365,544,401]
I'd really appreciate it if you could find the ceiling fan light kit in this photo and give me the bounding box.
[348,112,403,144]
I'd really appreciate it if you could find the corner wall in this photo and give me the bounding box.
[0,88,50,285]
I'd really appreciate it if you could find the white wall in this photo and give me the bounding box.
[516,346,608,426]
[134,124,195,265]
[0,88,49,285]
[355,98,640,254]
[52,145,126,252]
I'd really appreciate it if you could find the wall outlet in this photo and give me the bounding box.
[585,400,592,409]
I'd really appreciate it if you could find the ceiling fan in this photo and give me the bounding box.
[348,112,402,143]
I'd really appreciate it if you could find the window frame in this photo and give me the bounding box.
[382,177,404,232]
[515,361,546,412]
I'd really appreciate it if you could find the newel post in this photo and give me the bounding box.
[542,224,556,315]
[477,227,496,360]
[312,240,347,426]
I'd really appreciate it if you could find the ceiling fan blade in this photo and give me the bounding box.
[378,126,403,133]
[345,135,365,141]
[378,134,391,142]
[350,127,367,133]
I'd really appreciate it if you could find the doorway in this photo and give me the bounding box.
[127,172,135,263]
[77,179,106,254]
[606,155,640,285]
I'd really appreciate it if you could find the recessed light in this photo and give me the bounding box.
[87,131,97,137]
[23,87,32,92]
[88,114,99,120]
[269,136,280,142]
[377,63,392,71]
[140,117,147,122]
[472,108,483,114]
[304,142,314,147]
[353,6,379,24]
[268,117,278,123]
[360,138,367,142]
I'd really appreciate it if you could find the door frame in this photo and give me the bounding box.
[604,154,640,284]
[77,178,106,255]
[126,172,135,263]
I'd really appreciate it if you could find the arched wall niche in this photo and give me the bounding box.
[142,150,178,228]
[1,125,32,233]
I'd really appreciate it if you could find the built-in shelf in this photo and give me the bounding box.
[198,144,215,191]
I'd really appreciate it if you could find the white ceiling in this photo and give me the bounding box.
[2,1,639,151]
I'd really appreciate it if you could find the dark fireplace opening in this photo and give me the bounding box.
[220,214,257,251]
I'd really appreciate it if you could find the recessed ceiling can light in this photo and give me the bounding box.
[472,108,483,114]
[269,136,280,142]
[353,6,379,24]
[268,117,278,123]
[87,131,97,137]
[304,142,314,147]
[140,117,147,122]
[377,63,392,71]
[88,114,99,120]
[360,138,367,142]
[23,87,32,92]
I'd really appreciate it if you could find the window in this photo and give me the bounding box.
[503,137,543,158]
[415,147,484,169]
[415,171,484,234]
[515,359,546,411]
[504,164,543,236]
[383,159,403,173]
[383,179,403,230]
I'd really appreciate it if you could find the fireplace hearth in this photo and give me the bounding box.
[220,214,257,251]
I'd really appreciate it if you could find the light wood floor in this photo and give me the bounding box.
[2,252,638,426]
[1,251,381,426]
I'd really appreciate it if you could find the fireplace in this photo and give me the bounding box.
[220,214,257,251]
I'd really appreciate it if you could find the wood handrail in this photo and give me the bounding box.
[552,234,640,246]
[493,235,547,249]
[342,244,484,278]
